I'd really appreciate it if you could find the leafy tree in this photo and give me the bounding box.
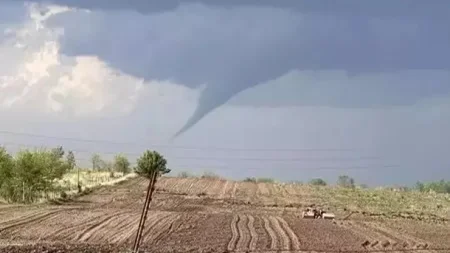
[309,178,327,186]
[51,146,65,159]
[415,180,450,193]
[114,154,131,174]
[135,150,170,179]
[0,148,14,185]
[415,181,425,191]
[91,153,102,171]
[337,175,355,188]
[66,151,76,171]
[12,149,69,203]
[0,148,16,200]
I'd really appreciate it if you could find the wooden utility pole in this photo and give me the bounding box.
[77,166,81,193]
[132,170,158,252]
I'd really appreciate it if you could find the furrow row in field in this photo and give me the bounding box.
[142,212,181,245]
[339,221,393,249]
[261,216,277,249]
[76,210,131,242]
[268,216,290,250]
[0,209,49,227]
[0,209,70,232]
[227,214,259,251]
[365,222,434,252]
[91,213,138,243]
[43,212,106,240]
[227,215,240,251]
[235,215,250,250]
[276,216,300,250]
[247,215,258,250]
[152,213,182,245]
[260,216,300,251]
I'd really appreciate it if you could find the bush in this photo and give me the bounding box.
[178,171,193,178]
[257,178,275,183]
[243,177,257,183]
[201,171,221,179]
[309,178,327,186]
[337,175,355,188]
[114,154,131,174]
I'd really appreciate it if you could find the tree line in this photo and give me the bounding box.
[0,145,170,203]
[415,180,450,194]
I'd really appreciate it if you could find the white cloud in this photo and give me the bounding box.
[0,3,199,121]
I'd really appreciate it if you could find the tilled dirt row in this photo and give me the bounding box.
[0,177,449,252]
[1,208,419,252]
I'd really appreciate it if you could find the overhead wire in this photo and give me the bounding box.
[0,142,384,162]
[0,130,369,152]
[0,141,398,171]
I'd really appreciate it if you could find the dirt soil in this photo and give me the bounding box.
[0,177,449,253]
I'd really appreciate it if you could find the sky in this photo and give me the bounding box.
[0,1,449,186]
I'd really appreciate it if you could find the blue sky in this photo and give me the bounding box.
[0,1,449,186]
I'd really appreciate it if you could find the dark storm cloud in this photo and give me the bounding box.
[11,0,450,18]
[16,0,450,136]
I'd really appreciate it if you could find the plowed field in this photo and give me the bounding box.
[0,176,449,253]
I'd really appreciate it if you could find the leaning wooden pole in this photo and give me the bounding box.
[132,176,152,251]
[133,170,158,252]
[132,170,156,252]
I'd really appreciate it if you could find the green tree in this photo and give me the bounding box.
[66,151,76,171]
[337,175,355,188]
[135,150,170,179]
[114,154,131,174]
[0,148,16,200]
[13,149,69,203]
[51,146,65,159]
[416,180,450,193]
[91,153,102,171]
[415,181,425,192]
[309,178,327,186]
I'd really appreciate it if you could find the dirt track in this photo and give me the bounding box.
[0,177,449,253]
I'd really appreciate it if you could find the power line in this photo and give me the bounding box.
[72,158,396,171]
[1,145,397,172]
[0,142,384,163]
[0,130,368,152]
[1,142,398,171]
